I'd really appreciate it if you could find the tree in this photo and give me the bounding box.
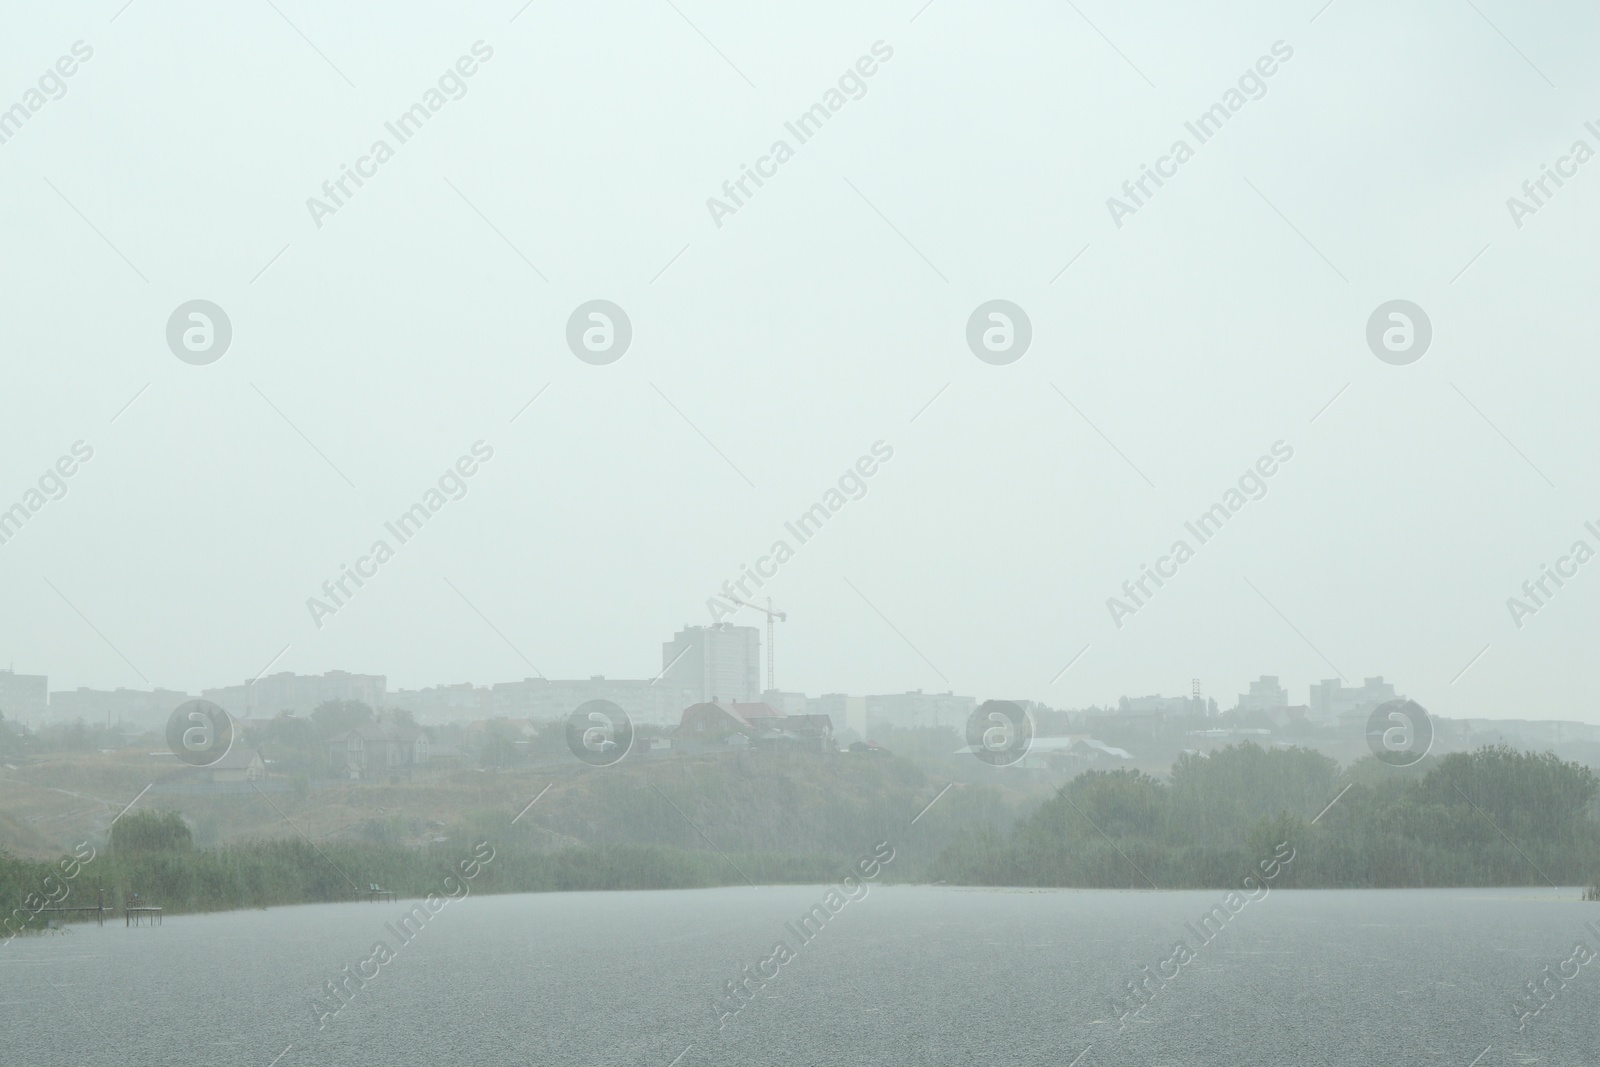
[479,719,526,768]
[1418,745,1598,843]
[0,712,28,760]
[1167,743,1338,846]
[260,712,321,776]
[311,700,373,739]
[111,810,193,853]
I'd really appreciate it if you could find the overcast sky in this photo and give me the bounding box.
[2,0,1597,720]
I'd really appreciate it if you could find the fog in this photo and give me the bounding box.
[0,1,1593,719]
[10,9,1600,1067]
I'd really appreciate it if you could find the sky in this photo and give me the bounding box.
[1,0,1598,721]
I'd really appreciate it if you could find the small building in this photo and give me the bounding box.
[755,713,834,752]
[673,701,833,751]
[674,701,774,743]
[207,746,266,783]
[326,724,429,779]
[780,713,833,738]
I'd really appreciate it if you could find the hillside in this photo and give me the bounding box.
[0,745,1026,881]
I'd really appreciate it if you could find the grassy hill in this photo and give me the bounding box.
[0,744,1027,881]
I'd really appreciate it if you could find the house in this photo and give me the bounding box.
[728,701,787,731]
[672,701,834,751]
[325,724,429,779]
[674,701,776,743]
[757,713,834,752]
[207,746,266,783]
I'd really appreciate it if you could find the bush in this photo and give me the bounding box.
[110,810,192,854]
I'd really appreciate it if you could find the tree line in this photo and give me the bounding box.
[930,743,1600,888]
[6,742,1598,932]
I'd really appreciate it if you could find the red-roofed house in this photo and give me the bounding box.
[673,701,833,751]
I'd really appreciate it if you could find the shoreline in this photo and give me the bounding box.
[10,880,1594,936]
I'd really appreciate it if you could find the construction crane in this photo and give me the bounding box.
[727,595,787,692]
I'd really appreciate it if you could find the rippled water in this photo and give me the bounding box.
[4,885,1596,1066]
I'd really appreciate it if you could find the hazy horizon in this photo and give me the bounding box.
[4,1,1599,721]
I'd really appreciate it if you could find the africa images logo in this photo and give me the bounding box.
[966,301,1032,365]
[165,698,235,767]
[565,300,632,365]
[1366,699,1433,767]
[1365,300,1431,366]
[566,700,633,767]
[965,700,1032,767]
[165,300,232,365]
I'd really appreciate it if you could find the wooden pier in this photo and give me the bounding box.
[37,905,106,926]
[36,888,107,926]
[24,889,165,929]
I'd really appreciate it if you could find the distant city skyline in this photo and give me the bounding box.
[3,5,1597,726]
[8,653,1423,729]
[9,623,1421,724]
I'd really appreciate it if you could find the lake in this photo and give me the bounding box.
[3,885,1596,1066]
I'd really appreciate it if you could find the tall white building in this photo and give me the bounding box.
[660,624,761,704]
[46,686,189,726]
[1237,676,1289,713]
[1309,676,1398,726]
[0,669,48,723]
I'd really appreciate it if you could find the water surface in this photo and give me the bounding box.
[4,885,1595,1066]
